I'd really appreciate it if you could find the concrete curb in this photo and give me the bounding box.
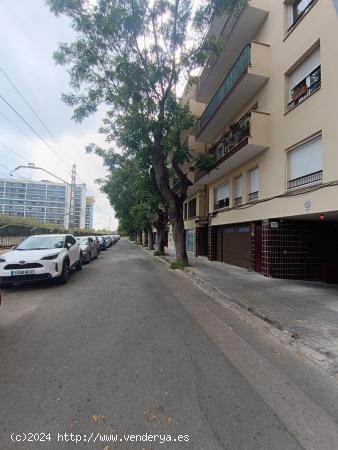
[137,244,337,375]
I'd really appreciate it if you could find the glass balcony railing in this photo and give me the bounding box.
[197,44,251,134]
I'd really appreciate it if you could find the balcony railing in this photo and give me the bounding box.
[234,196,243,206]
[288,170,323,190]
[248,191,259,201]
[210,112,251,160]
[198,0,248,93]
[214,197,230,211]
[196,44,251,134]
[287,67,321,111]
[196,111,251,181]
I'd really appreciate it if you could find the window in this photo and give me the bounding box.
[288,0,315,29]
[234,175,243,205]
[214,183,230,210]
[187,198,197,218]
[248,168,259,201]
[288,48,321,110]
[288,135,322,189]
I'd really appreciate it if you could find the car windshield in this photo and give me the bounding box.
[16,235,64,251]
[77,237,88,244]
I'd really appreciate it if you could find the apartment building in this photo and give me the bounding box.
[74,184,87,229]
[0,178,88,229]
[182,0,338,282]
[85,196,95,229]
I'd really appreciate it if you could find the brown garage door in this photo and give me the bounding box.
[222,225,251,269]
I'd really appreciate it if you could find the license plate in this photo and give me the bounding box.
[10,269,36,276]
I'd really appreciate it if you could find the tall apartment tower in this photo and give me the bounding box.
[182,0,338,282]
[85,196,95,229]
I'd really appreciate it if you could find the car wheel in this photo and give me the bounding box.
[76,254,83,271]
[87,254,91,263]
[58,259,70,284]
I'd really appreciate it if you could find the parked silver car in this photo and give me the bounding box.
[104,235,113,247]
[76,237,98,263]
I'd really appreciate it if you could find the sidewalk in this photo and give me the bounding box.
[159,249,338,374]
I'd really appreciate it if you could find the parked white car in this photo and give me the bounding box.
[0,234,82,287]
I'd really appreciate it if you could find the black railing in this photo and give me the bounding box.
[288,170,323,189]
[214,198,230,210]
[210,112,251,161]
[287,67,321,110]
[248,191,259,201]
[234,196,242,206]
[195,112,251,181]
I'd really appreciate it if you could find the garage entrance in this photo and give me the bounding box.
[222,224,252,269]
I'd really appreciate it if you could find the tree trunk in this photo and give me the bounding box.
[151,138,188,264]
[137,230,143,245]
[155,210,167,255]
[157,227,165,254]
[148,227,154,250]
[171,203,188,264]
[143,229,148,247]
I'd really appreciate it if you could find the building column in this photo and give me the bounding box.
[208,225,217,261]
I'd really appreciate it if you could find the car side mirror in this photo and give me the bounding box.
[12,245,16,250]
[66,242,72,249]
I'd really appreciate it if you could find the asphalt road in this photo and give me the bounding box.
[1,239,338,450]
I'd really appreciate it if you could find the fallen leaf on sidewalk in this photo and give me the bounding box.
[92,415,105,422]
[295,320,304,323]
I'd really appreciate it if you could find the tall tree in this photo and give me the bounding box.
[47,0,227,263]
[90,145,168,252]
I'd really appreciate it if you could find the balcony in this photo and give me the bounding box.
[196,0,269,103]
[196,42,270,144]
[196,110,270,184]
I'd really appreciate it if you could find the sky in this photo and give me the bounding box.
[0,0,118,231]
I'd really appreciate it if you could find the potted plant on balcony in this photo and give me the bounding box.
[195,154,217,178]
[292,81,308,104]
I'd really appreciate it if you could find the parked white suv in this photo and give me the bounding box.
[0,234,82,287]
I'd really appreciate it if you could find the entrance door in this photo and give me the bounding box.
[185,229,194,254]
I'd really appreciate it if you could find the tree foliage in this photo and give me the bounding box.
[47,0,229,261]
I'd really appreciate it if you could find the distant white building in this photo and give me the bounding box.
[0,178,87,229]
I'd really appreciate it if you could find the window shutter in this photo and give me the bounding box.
[289,136,322,180]
[235,176,243,197]
[215,183,229,201]
[289,48,320,90]
[250,168,259,193]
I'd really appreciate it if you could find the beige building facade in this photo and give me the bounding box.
[182,0,338,281]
